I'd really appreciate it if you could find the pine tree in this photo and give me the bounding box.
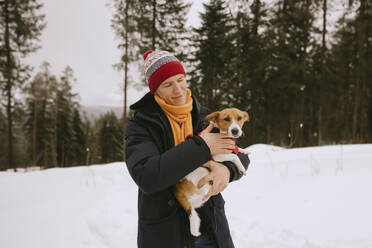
[0,0,46,170]
[189,0,234,110]
[56,66,78,167]
[317,0,328,145]
[230,0,268,145]
[111,0,139,161]
[352,0,371,142]
[24,62,57,167]
[136,0,191,59]
[327,14,355,142]
[84,120,100,165]
[12,100,28,168]
[0,108,7,170]
[71,108,86,165]
[98,112,122,163]
[263,0,317,147]
[329,0,372,143]
[369,97,372,142]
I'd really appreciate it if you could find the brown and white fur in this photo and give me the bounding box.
[174,108,250,236]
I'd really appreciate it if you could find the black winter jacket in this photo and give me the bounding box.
[125,92,250,248]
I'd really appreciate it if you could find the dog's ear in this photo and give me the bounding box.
[205,111,219,123]
[242,111,249,122]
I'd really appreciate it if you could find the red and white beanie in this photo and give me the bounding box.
[143,50,186,93]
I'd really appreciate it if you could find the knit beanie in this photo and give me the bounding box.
[143,50,186,93]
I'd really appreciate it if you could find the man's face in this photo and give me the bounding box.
[155,74,187,106]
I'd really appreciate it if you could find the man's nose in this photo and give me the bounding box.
[173,83,182,93]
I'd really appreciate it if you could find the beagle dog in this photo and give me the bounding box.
[174,108,250,236]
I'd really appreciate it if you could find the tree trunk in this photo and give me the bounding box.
[252,0,260,36]
[4,1,15,171]
[318,0,327,145]
[86,148,90,165]
[52,91,58,167]
[43,140,48,168]
[6,80,14,171]
[309,96,314,145]
[298,0,311,147]
[32,82,38,166]
[123,1,129,162]
[266,122,271,144]
[61,140,65,167]
[352,66,361,141]
[357,0,368,142]
[152,0,156,49]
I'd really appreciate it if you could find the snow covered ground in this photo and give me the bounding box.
[0,144,371,248]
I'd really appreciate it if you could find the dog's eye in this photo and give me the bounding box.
[224,117,230,122]
[237,116,242,121]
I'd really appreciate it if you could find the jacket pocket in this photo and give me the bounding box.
[139,208,183,248]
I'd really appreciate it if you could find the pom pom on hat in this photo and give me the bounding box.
[143,50,186,93]
[143,50,154,60]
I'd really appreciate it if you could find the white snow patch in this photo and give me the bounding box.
[0,145,372,248]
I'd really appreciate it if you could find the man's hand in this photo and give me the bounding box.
[198,161,230,198]
[199,122,235,155]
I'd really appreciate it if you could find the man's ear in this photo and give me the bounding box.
[242,111,249,122]
[205,111,219,123]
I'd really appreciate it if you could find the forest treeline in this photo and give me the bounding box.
[1,0,371,171]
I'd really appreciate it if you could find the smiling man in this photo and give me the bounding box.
[125,49,250,248]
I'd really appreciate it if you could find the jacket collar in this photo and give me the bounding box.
[130,92,160,113]
[130,91,202,133]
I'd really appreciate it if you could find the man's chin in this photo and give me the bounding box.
[174,98,186,106]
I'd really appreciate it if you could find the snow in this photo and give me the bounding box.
[0,144,371,248]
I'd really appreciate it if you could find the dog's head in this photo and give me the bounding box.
[205,108,249,138]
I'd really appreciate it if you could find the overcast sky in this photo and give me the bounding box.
[24,0,206,107]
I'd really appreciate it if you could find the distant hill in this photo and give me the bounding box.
[81,105,123,123]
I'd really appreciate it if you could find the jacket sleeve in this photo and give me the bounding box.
[222,140,250,183]
[125,120,211,195]
[223,153,250,182]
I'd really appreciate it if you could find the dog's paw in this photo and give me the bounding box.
[242,150,251,155]
[191,230,201,237]
[239,147,251,155]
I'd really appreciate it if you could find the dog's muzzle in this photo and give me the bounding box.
[228,121,243,138]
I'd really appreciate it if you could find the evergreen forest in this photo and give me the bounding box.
[0,0,371,171]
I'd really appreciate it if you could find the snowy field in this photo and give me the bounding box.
[0,144,371,248]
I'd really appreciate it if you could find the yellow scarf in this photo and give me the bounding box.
[155,89,193,146]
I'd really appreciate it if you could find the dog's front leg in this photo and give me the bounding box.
[213,154,246,175]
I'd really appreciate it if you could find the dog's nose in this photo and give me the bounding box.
[231,128,239,136]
